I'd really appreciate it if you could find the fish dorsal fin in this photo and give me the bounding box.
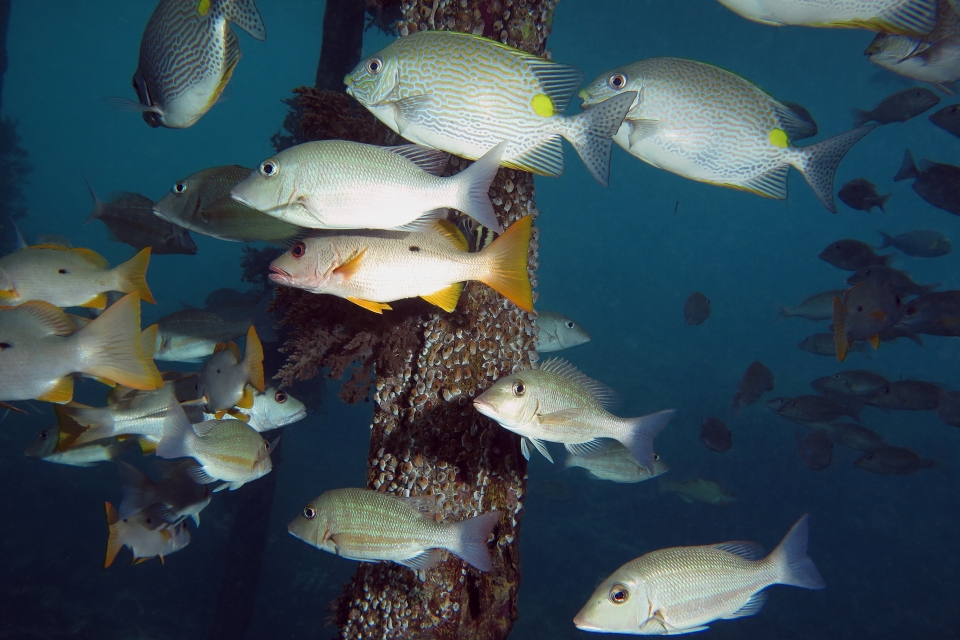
[385,144,450,176]
[434,219,470,252]
[192,419,221,438]
[397,548,444,572]
[565,438,618,459]
[14,301,76,336]
[713,541,765,561]
[28,244,109,268]
[214,341,242,361]
[723,590,768,620]
[346,297,392,314]
[333,247,368,279]
[38,376,74,404]
[527,60,584,114]
[538,358,620,408]
[422,283,464,313]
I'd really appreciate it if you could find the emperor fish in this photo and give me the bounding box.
[472,358,674,473]
[344,31,638,186]
[232,141,505,233]
[579,58,874,212]
[565,446,669,484]
[120,0,266,128]
[269,216,534,314]
[536,311,592,352]
[198,325,265,415]
[573,514,825,635]
[25,419,134,468]
[716,0,938,35]
[104,502,191,567]
[287,488,502,572]
[85,181,197,255]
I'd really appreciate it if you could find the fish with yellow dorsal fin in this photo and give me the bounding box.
[104,502,191,568]
[198,325,264,413]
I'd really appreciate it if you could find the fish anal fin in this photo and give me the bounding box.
[421,283,464,312]
[434,219,470,252]
[346,297,392,314]
[236,386,254,410]
[38,377,74,404]
[79,293,109,309]
[397,549,444,572]
[868,334,881,349]
[723,590,768,620]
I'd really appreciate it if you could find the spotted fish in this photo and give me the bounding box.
[716,0,938,36]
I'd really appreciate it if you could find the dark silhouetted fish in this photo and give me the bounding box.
[854,446,937,475]
[811,370,889,398]
[796,428,832,471]
[779,289,846,320]
[937,391,960,426]
[929,104,960,138]
[846,265,934,297]
[818,239,891,271]
[829,422,886,452]
[878,229,951,257]
[838,178,891,213]
[897,290,960,336]
[868,380,942,410]
[894,150,960,216]
[851,87,940,126]
[731,360,774,412]
[767,395,860,423]
[700,417,732,452]
[684,292,710,325]
[798,332,870,357]
[85,181,197,255]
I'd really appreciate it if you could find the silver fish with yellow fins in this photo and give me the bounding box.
[25,417,134,468]
[288,488,502,572]
[269,216,533,314]
[579,58,874,212]
[104,502,191,567]
[344,31,637,186]
[574,514,825,635]
[199,325,265,415]
[716,0,938,35]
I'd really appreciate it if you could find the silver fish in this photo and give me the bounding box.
[716,0,938,35]
[198,325,265,414]
[565,445,669,484]
[779,289,846,320]
[25,420,133,468]
[154,308,251,363]
[105,502,190,567]
[536,311,591,352]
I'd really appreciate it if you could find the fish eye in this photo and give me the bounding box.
[291,242,307,259]
[512,380,525,397]
[173,181,188,195]
[303,504,317,520]
[653,453,660,461]
[0,342,11,350]
[565,321,575,329]
[260,159,279,178]
[367,57,383,75]
[609,583,630,604]
[275,390,288,403]
[607,74,627,90]
[58,269,68,275]
[39,430,50,440]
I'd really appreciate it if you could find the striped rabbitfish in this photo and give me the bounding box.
[716,0,938,36]
[126,0,266,128]
[579,58,875,212]
[287,488,502,572]
[344,31,638,186]
[153,166,303,244]
[573,515,825,635]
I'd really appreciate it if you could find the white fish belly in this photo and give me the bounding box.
[0,340,78,400]
[757,0,907,24]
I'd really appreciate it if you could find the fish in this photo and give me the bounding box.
[154,166,304,244]
[536,311,591,352]
[683,291,711,325]
[818,239,891,271]
[865,24,960,94]
[878,229,952,257]
[779,289,846,320]
[269,216,534,314]
[578,57,874,212]
[846,266,932,298]
[59,382,179,447]
[731,361,775,411]
[868,380,942,410]
[287,487,502,572]
[854,446,938,474]
[84,181,197,255]
[565,446,669,484]
[154,308,252,362]
[118,0,266,128]
[658,478,737,506]
[198,325,265,414]
[117,461,212,526]
[796,428,833,470]
[700,417,732,452]
[231,141,504,233]
[344,31,637,186]
[104,502,191,567]
[238,386,307,432]
[837,179,891,213]
[24,418,134,467]
[828,422,887,452]
[767,395,860,423]
[851,87,940,126]
[929,103,960,137]
[832,282,905,360]
[898,290,960,335]
[155,400,275,491]
[780,101,818,139]
[0,293,161,403]
[472,358,674,472]
[811,370,889,398]
[798,332,870,356]
[715,0,938,35]
[573,514,824,635]
[937,390,960,426]
[0,245,154,308]
[894,150,960,216]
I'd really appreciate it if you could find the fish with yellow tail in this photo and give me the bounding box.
[198,325,264,415]
[472,358,674,473]
[0,245,154,308]
[269,216,534,314]
[715,0,938,36]
[287,488,502,572]
[573,514,825,635]
[104,502,191,568]
[25,418,134,468]
[0,293,162,403]
[579,58,874,212]
[344,31,637,186]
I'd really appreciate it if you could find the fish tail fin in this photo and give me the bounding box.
[619,409,675,474]
[448,510,501,572]
[922,457,939,470]
[104,502,125,568]
[64,409,118,447]
[478,215,533,312]
[877,192,891,213]
[117,461,155,520]
[244,325,265,393]
[451,141,505,233]
[156,399,193,460]
[769,514,825,590]
[877,231,895,249]
[793,125,875,213]
[894,149,919,181]
[221,0,267,40]
[850,108,871,127]
[75,292,162,391]
[114,247,155,304]
[84,176,105,224]
[567,91,636,186]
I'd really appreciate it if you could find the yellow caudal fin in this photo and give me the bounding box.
[141,324,159,361]
[422,283,464,312]
[244,325,265,393]
[114,247,155,304]
[478,215,534,312]
[104,502,124,568]
[54,405,88,449]
[346,297,392,314]
[137,437,158,455]
[74,292,162,391]
[38,376,74,404]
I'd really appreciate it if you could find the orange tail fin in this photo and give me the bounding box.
[104,502,124,568]
[114,248,155,304]
[478,215,533,312]
[75,293,162,390]
[244,326,265,393]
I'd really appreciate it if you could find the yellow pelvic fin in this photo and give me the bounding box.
[478,216,534,312]
[214,409,228,420]
[244,325,265,393]
[768,128,789,149]
[79,293,109,310]
[333,248,368,279]
[421,283,465,313]
[346,297,393,314]
[227,408,251,422]
[38,376,74,404]
[197,0,211,16]
[434,219,470,252]
[530,93,555,118]
[104,502,123,569]
[137,437,158,456]
[28,244,109,268]
[54,405,86,450]
[0,288,18,303]
[868,334,881,350]
[237,386,255,410]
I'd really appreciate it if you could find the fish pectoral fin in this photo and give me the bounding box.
[213,483,233,492]
[421,283,464,313]
[79,293,109,310]
[346,297,392,314]
[334,248,368,279]
[0,287,18,303]
[38,377,75,404]
[723,590,768,620]
[564,438,617,459]
[520,437,532,461]
[187,466,219,485]
[627,118,661,148]
[191,513,201,528]
[397,549,444,572]
[538,408,586,426]
[528,437,555,463]
[391,94,434,135]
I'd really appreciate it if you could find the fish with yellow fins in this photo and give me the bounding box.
[269,216,534,314]
[0,245,154,308]
[0,292,162,403]
[198,325,265,416]
[832,282,905,361]
[104,502,191,567]
[715,0,938,35]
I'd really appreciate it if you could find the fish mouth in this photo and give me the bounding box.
[572,613,600,631]
[268,266,292,285]
[230,189,253,208]
[472,398,496,417]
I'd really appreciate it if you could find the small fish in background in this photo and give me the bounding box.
[536,311,591,352]
[25,420,134,467]
[117,461,212,526]
[868,380,943,410]
[700,417,732,452]
[565,446,669,484]
[828,422,887,452]
[684,292,711,325]
[715,0,938,34]
[269,216,534,314]
[796,428,833,470]
[811,370,889,399]
[659,478,737,506]
[894,150,960,216]
[84,181,197,256]
[154,308,252,363]
[833,282,905,360]
[897,290,960,336]
[767,395,860,424]
[473,358,674,472]
[287,488,502,572]
[731,360,775,412]
[780,100,818,139]
[854,446,938,474]
[851,87,941,126]
[199,325,265,415]
[846,265,933,298]
[104,502,190,567]
[114,0,267,129]
[837,179,891,213]
[818,238,892,270]
[779,289,846,320]
[878,229,952,257]
[937,390,960,426]
[0,245,154,309]
[929,103,960,137]
[798,332,870,357]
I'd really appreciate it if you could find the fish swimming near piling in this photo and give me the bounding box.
[536,311,592,352]
[731,361,775,412]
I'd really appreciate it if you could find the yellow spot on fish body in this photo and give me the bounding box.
[769,128,789,148]
[530,93,555,118]
[197,0,210,16]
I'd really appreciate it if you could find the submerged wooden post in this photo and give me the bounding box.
[0,0,9,113]
[315,0,366,92]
